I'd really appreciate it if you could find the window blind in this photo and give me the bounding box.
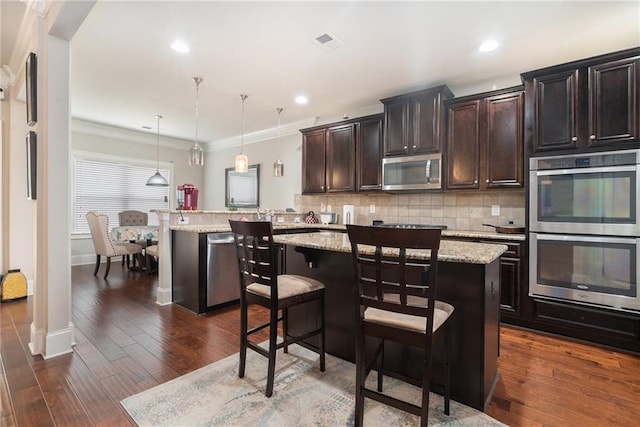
[73,156,170,234]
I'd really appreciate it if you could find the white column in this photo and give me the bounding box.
[156,211,173,305]
[30,27,75,359]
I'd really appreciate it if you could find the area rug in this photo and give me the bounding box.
[121,345,505,426]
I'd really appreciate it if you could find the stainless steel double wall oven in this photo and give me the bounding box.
[529,149,640,312]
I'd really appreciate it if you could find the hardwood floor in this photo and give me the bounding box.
[1,264,639,426]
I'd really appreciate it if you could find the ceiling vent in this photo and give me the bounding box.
[314,32,344,50]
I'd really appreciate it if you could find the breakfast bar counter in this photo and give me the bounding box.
[274,231,506,412]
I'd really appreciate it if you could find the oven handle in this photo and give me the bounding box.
[535,165,637,176]
[532,233,639,245]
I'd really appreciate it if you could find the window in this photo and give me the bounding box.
[225,164,260,208]
[72,152,171,234]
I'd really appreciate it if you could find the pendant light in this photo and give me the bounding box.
[235,94,249,173]
[146,114,169,186]
[273,107,284,177]
[189,77,204,166]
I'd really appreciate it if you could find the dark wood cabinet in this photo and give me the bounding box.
[522,47,640,155]
[301,129,327,193]
[445,87,524,190]
[301,114,383,194]
[326,124,356,192]
[356,115,384,191]
[381,85,453,157]
[301,124,354,194]
[450,237,525,319]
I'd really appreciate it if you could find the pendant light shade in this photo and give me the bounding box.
[189,77,204,166]
[147,114,169,187]
[235,94,249,173]
[273,107,284,177]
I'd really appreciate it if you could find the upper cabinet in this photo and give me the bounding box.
[356,115,384,191]
[381,85,453,156]
[445,87,524,190]
[301,114,383,194]
[522,47,640,155]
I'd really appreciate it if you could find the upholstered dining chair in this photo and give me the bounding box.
[346,224,454,427]
[229,220,326,397]
[86,211,142,279]
[118,210,149,267]
[144,244,159,275]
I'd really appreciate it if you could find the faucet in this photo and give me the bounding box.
[256,208,262,220]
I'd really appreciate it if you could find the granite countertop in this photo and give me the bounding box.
[273,231,507,265]
[169,222,525,242]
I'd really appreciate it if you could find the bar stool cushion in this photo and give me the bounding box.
[364,294,454,333]
[247,274,325,300]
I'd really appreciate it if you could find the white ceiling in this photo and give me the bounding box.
[4,1,640,149]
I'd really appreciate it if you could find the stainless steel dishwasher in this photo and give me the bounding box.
[206,233,241,307]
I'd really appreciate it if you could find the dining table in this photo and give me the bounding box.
[110,225,159,271]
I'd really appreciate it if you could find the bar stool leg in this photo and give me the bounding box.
[238,298,248,378]
[265,305,279,397]
[283,308,289,354]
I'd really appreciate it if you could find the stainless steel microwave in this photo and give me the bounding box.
[382,153,442,191]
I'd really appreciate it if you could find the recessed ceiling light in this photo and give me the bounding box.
[479,39,499,53]
[295,95,308,105]
[171,40,190,53]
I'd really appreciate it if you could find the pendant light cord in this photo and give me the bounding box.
[240,94,248,154]
[276,107,283,157]
[194,77,203,147]
[155,114,162,171]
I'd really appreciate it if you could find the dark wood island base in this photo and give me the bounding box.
[281,240,502,412]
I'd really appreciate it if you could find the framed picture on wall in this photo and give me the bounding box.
[225,164,260,208]
[26,131,37,200]
[26,52,37,126]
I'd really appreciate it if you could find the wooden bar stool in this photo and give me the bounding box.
[229,220,326,397]
[346,224,454,427]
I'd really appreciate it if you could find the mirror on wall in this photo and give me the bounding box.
[225,164,260,208]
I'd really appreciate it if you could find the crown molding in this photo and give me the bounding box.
[71,118,189,150]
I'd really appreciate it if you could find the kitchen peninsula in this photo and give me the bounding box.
[166,216,508,411]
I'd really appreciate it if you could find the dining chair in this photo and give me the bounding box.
[86,211,143,279]
[346,224,454,427]
[118,210,149,267]
[144,244,159,275]
[229,220,326,397]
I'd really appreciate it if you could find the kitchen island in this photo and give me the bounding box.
[273,231,507,412]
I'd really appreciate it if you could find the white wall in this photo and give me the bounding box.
[204,132,302,211]
[7,93,34,284]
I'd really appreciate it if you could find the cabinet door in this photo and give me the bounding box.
[357,116,383,191]
[446,100,480,189]
[301,129,326,194]
[588,57,640,147]
[413,93,440,154]
[500,257,520,314]
[326,124,355,192]
[383,100,409,156]
[532,69,579,153]
[485,91,524,188]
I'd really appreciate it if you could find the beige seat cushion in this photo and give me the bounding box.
[364,294,454,333]
[145,245,159,257]
[247,274,325,300]
[114,242,142,256]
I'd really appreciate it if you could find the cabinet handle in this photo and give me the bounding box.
[590,135,596,140]
[412,145,417,149]
[485,179,489,183]
[321,185,325,190]
[571,136,578,142]
[474,180,478,184]
[327,186,331,190]
[403,146,408,150]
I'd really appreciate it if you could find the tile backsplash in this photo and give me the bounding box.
[295,190,525,231]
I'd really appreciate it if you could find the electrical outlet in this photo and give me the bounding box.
[178,217,189,225]
[369,204,376,214]
[491,205,500,216]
